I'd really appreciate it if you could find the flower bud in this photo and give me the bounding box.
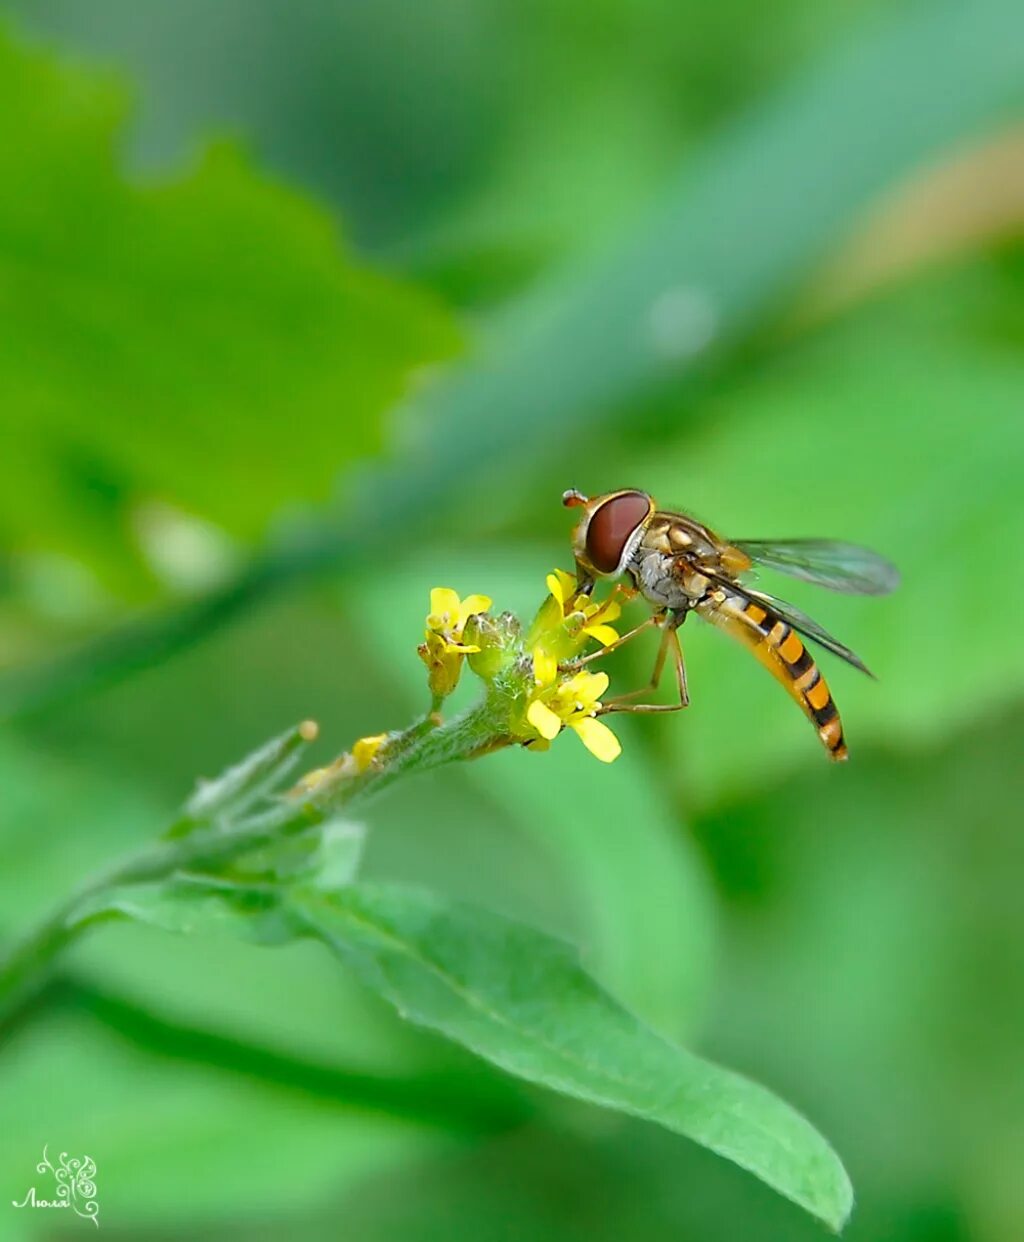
[465,611,519,682]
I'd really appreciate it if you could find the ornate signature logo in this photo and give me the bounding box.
[12,1144,99,1227]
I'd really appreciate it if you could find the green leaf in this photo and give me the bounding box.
[0,28,456,596]
[309,820,367,889]
[77,876,293,944]
[100,874,850,1229]
[289,882,853,1231]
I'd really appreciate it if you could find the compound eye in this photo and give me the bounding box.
[585,491,651,573]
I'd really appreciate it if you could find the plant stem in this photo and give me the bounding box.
[0,697,512,1028]
[370,696,511,790]
[0,808,310,1024]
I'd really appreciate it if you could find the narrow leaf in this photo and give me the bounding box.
[75,871,850,1227]
[290,882,853,1230]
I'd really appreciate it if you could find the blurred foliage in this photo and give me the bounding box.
[1,0,1024,1238]
[0,27,455,603]
[3,0,890,285]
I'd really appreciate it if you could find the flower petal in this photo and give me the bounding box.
[566,669,609,703]
[352,733,388,771]
[583,623,619,647]
[294,766,329,792]
[527,698,563,741]
[545,573,567,605]
[457,594,493,627]
[570,716,622,763]
[586,598,622,625]
[527,593,565,646]
[546,569,577,607]
[429,587,461,625]
[532,646,558,687]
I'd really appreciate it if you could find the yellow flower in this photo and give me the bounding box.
[290,732,390,796]
[528,568,625,687]
[427,588,493,641]
[531,645,559,688]
[545,568,623,640]
[523,668,622,764]
[352,733,388,771]
[544,568,578,607]
[418,587,492,698]
[569,716,623,763]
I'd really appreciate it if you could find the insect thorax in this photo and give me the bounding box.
[626,515,721,612]
[627,549,712,612]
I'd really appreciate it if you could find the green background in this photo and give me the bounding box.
[1,1,1022,1238]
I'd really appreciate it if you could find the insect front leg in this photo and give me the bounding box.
[573,561,596,596]
[565,612,662,670]
[598,613,689,714]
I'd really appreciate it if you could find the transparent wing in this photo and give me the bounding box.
[745,587,874,677]
[734,539,900,596]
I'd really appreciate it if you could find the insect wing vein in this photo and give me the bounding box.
[743,588,874,677]
[734,538,900,596]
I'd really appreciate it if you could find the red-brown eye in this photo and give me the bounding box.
[586,492,651,573]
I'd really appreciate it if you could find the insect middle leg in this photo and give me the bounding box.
[598,613,689,714]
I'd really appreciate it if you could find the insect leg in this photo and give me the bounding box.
[600,622,672,703]
[599,616,689,714]
[566,612,662,669]
[675,626,689,707]
[573,563,596,596]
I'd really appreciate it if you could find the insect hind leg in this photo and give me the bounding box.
[599,612,689,715]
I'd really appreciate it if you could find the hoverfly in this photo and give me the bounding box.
[564,488,899,761]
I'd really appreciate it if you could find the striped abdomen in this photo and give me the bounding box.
[696,588,848,761]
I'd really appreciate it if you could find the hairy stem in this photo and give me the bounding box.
[0,697,509,1027]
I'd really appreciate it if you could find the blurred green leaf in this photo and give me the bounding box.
[93,876,852,1230]
[0,1007,442,1228]
[330,1120,845,1242]
[693,703,1024,1241]
[403,0,1024,491]
[2,0,886,277]
[0,27,456,595]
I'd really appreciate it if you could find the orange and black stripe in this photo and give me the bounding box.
[696,589,849,761]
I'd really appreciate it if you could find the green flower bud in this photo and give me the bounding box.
[465,611,520,682]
